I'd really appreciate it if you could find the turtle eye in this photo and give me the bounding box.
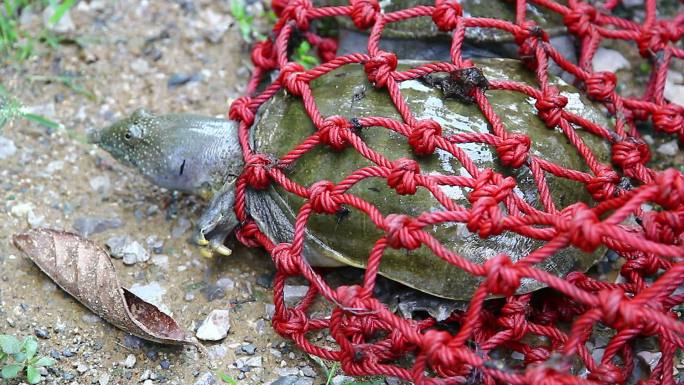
[124,132,132,140]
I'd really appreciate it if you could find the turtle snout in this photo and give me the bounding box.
[87,128,102,144]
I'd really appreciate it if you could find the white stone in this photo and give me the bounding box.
[592,48,631,73]
[657,139,679,157]
[42,4,75,33]
[665,70,684,106]
[129,282,170,315]
[196,309,231,341]
[0,136,17,160]
[123,354,136,368]
[130,58,150,74]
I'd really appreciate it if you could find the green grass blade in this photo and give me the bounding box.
[49,0,76,25]
[21,113,60,129]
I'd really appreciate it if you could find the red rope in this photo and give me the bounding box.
[229,1,684,384]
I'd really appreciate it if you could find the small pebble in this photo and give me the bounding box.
[194,372,218,385]
[34,328,50,339]
[240,344,256,355]
[62,349,75,358]
[130,58,151,74]
[160,359,171,370]
[73,216,123,237]
[124,354,137,369]
[89,175,111,196]
[99,373,110,385]
[168,73,201,88]
[76,363,88,374]
[283,285,309,304]
[657,139,679,157]
[196,309,231,341]
[0,136,17,160]
[171,217,191,237]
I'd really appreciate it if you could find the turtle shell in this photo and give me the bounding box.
[252,58,610,300]
[314,0,566,43]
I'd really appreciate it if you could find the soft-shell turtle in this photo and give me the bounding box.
[94,58,610,300]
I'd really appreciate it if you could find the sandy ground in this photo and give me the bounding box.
[0,1,353,384]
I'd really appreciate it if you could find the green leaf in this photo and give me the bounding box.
[1,363,22,379]
[0,336,20,355]
[26,365,40,384]
[49,0,76,25]
[22,336,38,360]
[217,371,237,385]
[13,352,26,363]
[33,357,54,367]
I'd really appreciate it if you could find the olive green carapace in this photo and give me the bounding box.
[253,58,610,299]
[316,0,565,43]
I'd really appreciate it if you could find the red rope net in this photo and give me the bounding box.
[228,0,684,383]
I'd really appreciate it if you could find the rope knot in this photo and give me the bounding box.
[350,0,380,30]
[563,2,598,36]
[642,210,684,245]
[384,214,422,250]
[272,243,300,276]
[652,104,684,136]
[514,21,548,67]
[244,153,275,190]
[235,220,262,248]
[637,21,681,57]
[586,165,620,201]
[364,51,397,89]
[421,330,454,365]
[251,40,277,70]
[228,96,255,125]
[467,170,515,237]
[585,71,616,101]
[387,158,421,195]
[334,285,379,316]
[654,168,684,210]
[484,254,521,296]
[280,62,307,96]
[432,0,462,31]
[611,137,651,173]
[316,37,338,63]
[598,289,637,327]
[309,180,342,214]
[282,0,313,30]
[588,362,628,384]
[409,119,442,156]
[319,115,351,150]
[273,308,310,338]
[560,203,602,252]
[496,134,530,168]
[535,88,568,128]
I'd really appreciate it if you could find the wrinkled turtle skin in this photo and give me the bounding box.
[315,0,566,42]
[251,58,609,299]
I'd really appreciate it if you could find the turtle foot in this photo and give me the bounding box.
[194,228,232,258]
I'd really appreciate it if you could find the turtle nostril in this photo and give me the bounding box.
[87,129,101,144]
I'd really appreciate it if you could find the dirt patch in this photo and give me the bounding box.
[0,1,348,384]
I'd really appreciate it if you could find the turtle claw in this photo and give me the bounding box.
[194,231,210,246]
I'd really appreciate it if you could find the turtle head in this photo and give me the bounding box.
[92,108,243,194]
[91,108,161,168]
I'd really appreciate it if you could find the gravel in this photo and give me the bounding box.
[124,354,137,369]
[73,216,124,237]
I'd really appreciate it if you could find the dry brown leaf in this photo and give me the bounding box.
[13,228,199,347]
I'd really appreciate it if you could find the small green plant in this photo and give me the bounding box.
[0,0,75,63]
[0,84,60,131]
[230,0,258,43]
[0,335,55,384]
[217,371,238,385]
[293,41,319,69]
